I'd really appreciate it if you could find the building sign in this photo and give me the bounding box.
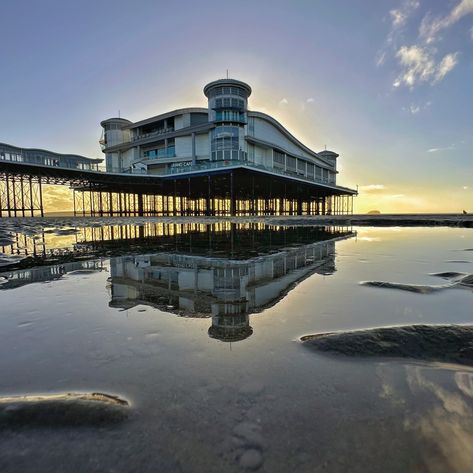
[170,161,192,168]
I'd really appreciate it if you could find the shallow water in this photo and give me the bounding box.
[0,221,473,472]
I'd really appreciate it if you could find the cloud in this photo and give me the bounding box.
[359,184,386,193]
[306,97,314,103]
[434,52,459,82]
[380,0,470,90]
[390,0,420,29]
[279,98,288,105]
[427,144,456,153]
[419,0,473,44]
[393,46,459,87]
[463,186,469,190]
[375,51,387,67]
[470,25,473,39]
[405,100,431,114]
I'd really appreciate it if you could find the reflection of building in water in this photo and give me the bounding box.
[109,227,353,341]
[0,260,104,290]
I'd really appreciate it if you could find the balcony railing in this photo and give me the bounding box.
[1,152,345,190]
[168,159,338,187]
[144,146,176,159]
[132,127,174,142]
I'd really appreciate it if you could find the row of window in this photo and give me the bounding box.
[144,146,176,159]
[211,150,247,161]
[215,110,246,122]
[255,147,335,183]
[214,98,245,109]
[208,86,247,98]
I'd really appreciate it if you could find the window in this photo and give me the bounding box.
[274,151,285,168]
[211,126,240,160]
[286,156,296,171]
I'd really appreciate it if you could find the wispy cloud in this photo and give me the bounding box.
[405,100,431,114]
[379,0,471,89]
[359,184,386,193]
[390,0,420,29]
[279,98,288,105]
[419,0,473,44]
[463,186,469,190]
[393,46,459,88]
[434,52,459,82]
[427,144,456,153]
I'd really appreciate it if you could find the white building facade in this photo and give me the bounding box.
[100,79,340,187]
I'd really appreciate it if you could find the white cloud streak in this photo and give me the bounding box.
[390,0,420,29]
[393,46,459,87]
[419,0,473,44]
[381,0,471,89]
[434,52,459,82]
[427,144,456,153]
[359,184,386,193]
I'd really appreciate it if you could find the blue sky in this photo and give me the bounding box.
[1,0,472,212]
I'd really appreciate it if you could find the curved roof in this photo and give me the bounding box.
[247,111,333,167]
[125,107,208,129]
[0,142,102,163]
[100,117,133,127]
[203,78,252,97]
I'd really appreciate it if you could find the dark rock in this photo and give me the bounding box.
[301,325,473,366]
[360,281,451,294]
[0,392,129,429]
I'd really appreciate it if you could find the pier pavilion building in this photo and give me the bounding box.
[0,79,356,217]
[99,78,356,216]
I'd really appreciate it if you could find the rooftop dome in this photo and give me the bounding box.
[203,78,252,98]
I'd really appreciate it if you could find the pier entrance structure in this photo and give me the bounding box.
[0,79,356,217]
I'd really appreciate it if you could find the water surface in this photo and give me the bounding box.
[0,221,472,472]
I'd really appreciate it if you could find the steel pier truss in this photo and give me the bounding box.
[0,173,44,217]
[0,162,355,217]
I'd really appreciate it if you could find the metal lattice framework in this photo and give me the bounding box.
[0,160,356,217]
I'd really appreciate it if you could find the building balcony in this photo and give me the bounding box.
[132,127,174,142]
[144,146,176,159]
[167,159,341,189]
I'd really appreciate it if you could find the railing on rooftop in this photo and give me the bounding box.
[0,153,101,171]
[132,127,174,142]
[168,159,338,187]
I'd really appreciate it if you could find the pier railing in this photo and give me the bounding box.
[0,153,356,193]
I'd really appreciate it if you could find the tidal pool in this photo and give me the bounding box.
[0,221,472,472]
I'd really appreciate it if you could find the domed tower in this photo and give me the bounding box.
[203,79,252,162]
[100,118,132,149]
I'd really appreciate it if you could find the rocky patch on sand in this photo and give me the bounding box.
[360,272,473,294]
[301,325,473,366]
[0,392,129,429]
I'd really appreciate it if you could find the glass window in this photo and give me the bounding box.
[286,156,296,170]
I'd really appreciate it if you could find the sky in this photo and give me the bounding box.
[1,0,472,213]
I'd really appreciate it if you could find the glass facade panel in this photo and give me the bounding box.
[211,126,240,161]
[274,151,285,168]
[286,156,296,172]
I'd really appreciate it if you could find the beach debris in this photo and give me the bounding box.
[301,325,473,366]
